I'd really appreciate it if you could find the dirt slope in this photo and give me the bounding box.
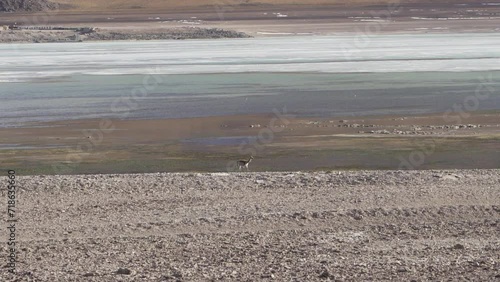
[0,0,57,12]
[51,0,488,11]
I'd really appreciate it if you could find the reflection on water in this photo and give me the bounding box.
[0,144,70,150]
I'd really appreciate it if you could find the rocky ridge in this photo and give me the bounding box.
[0,0,57,12]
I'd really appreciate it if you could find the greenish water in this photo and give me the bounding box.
[2,34,500,127]
[2,71,499,127]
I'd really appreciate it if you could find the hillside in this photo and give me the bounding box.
[49,0,487,11]
[51,0,399,11]
[0,0,492,13]
[0,0,57,12]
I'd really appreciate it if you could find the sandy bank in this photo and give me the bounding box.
[1,112,499,174]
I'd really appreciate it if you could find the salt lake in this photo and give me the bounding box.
[1,33,499,127]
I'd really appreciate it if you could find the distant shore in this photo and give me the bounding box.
[0,27,250,43]
[1,2,500,43]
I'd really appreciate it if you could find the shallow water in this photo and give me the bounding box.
[1,34,500,127]
[182,136,259,146]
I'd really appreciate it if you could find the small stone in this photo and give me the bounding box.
[453,243,465,250]
[172,271,182,278]
[319,269,330,278]
[83,272,95,277]
[353,214,363,220]
[442,175,459,181]
[116,268,132,275]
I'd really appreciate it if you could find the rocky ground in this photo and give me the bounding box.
[2,1,500,38]
[0,0,57,12]
[1,169,499,281]
[0,27,250,43]
[297,118,500,136]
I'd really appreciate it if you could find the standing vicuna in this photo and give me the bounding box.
[237,156,254,171]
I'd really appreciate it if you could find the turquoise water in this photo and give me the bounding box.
[1,34,500,127]
[1,71,499,127]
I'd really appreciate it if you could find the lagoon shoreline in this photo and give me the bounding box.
[1,111,499,175]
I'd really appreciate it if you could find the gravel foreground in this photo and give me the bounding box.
[1,170,499,281]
